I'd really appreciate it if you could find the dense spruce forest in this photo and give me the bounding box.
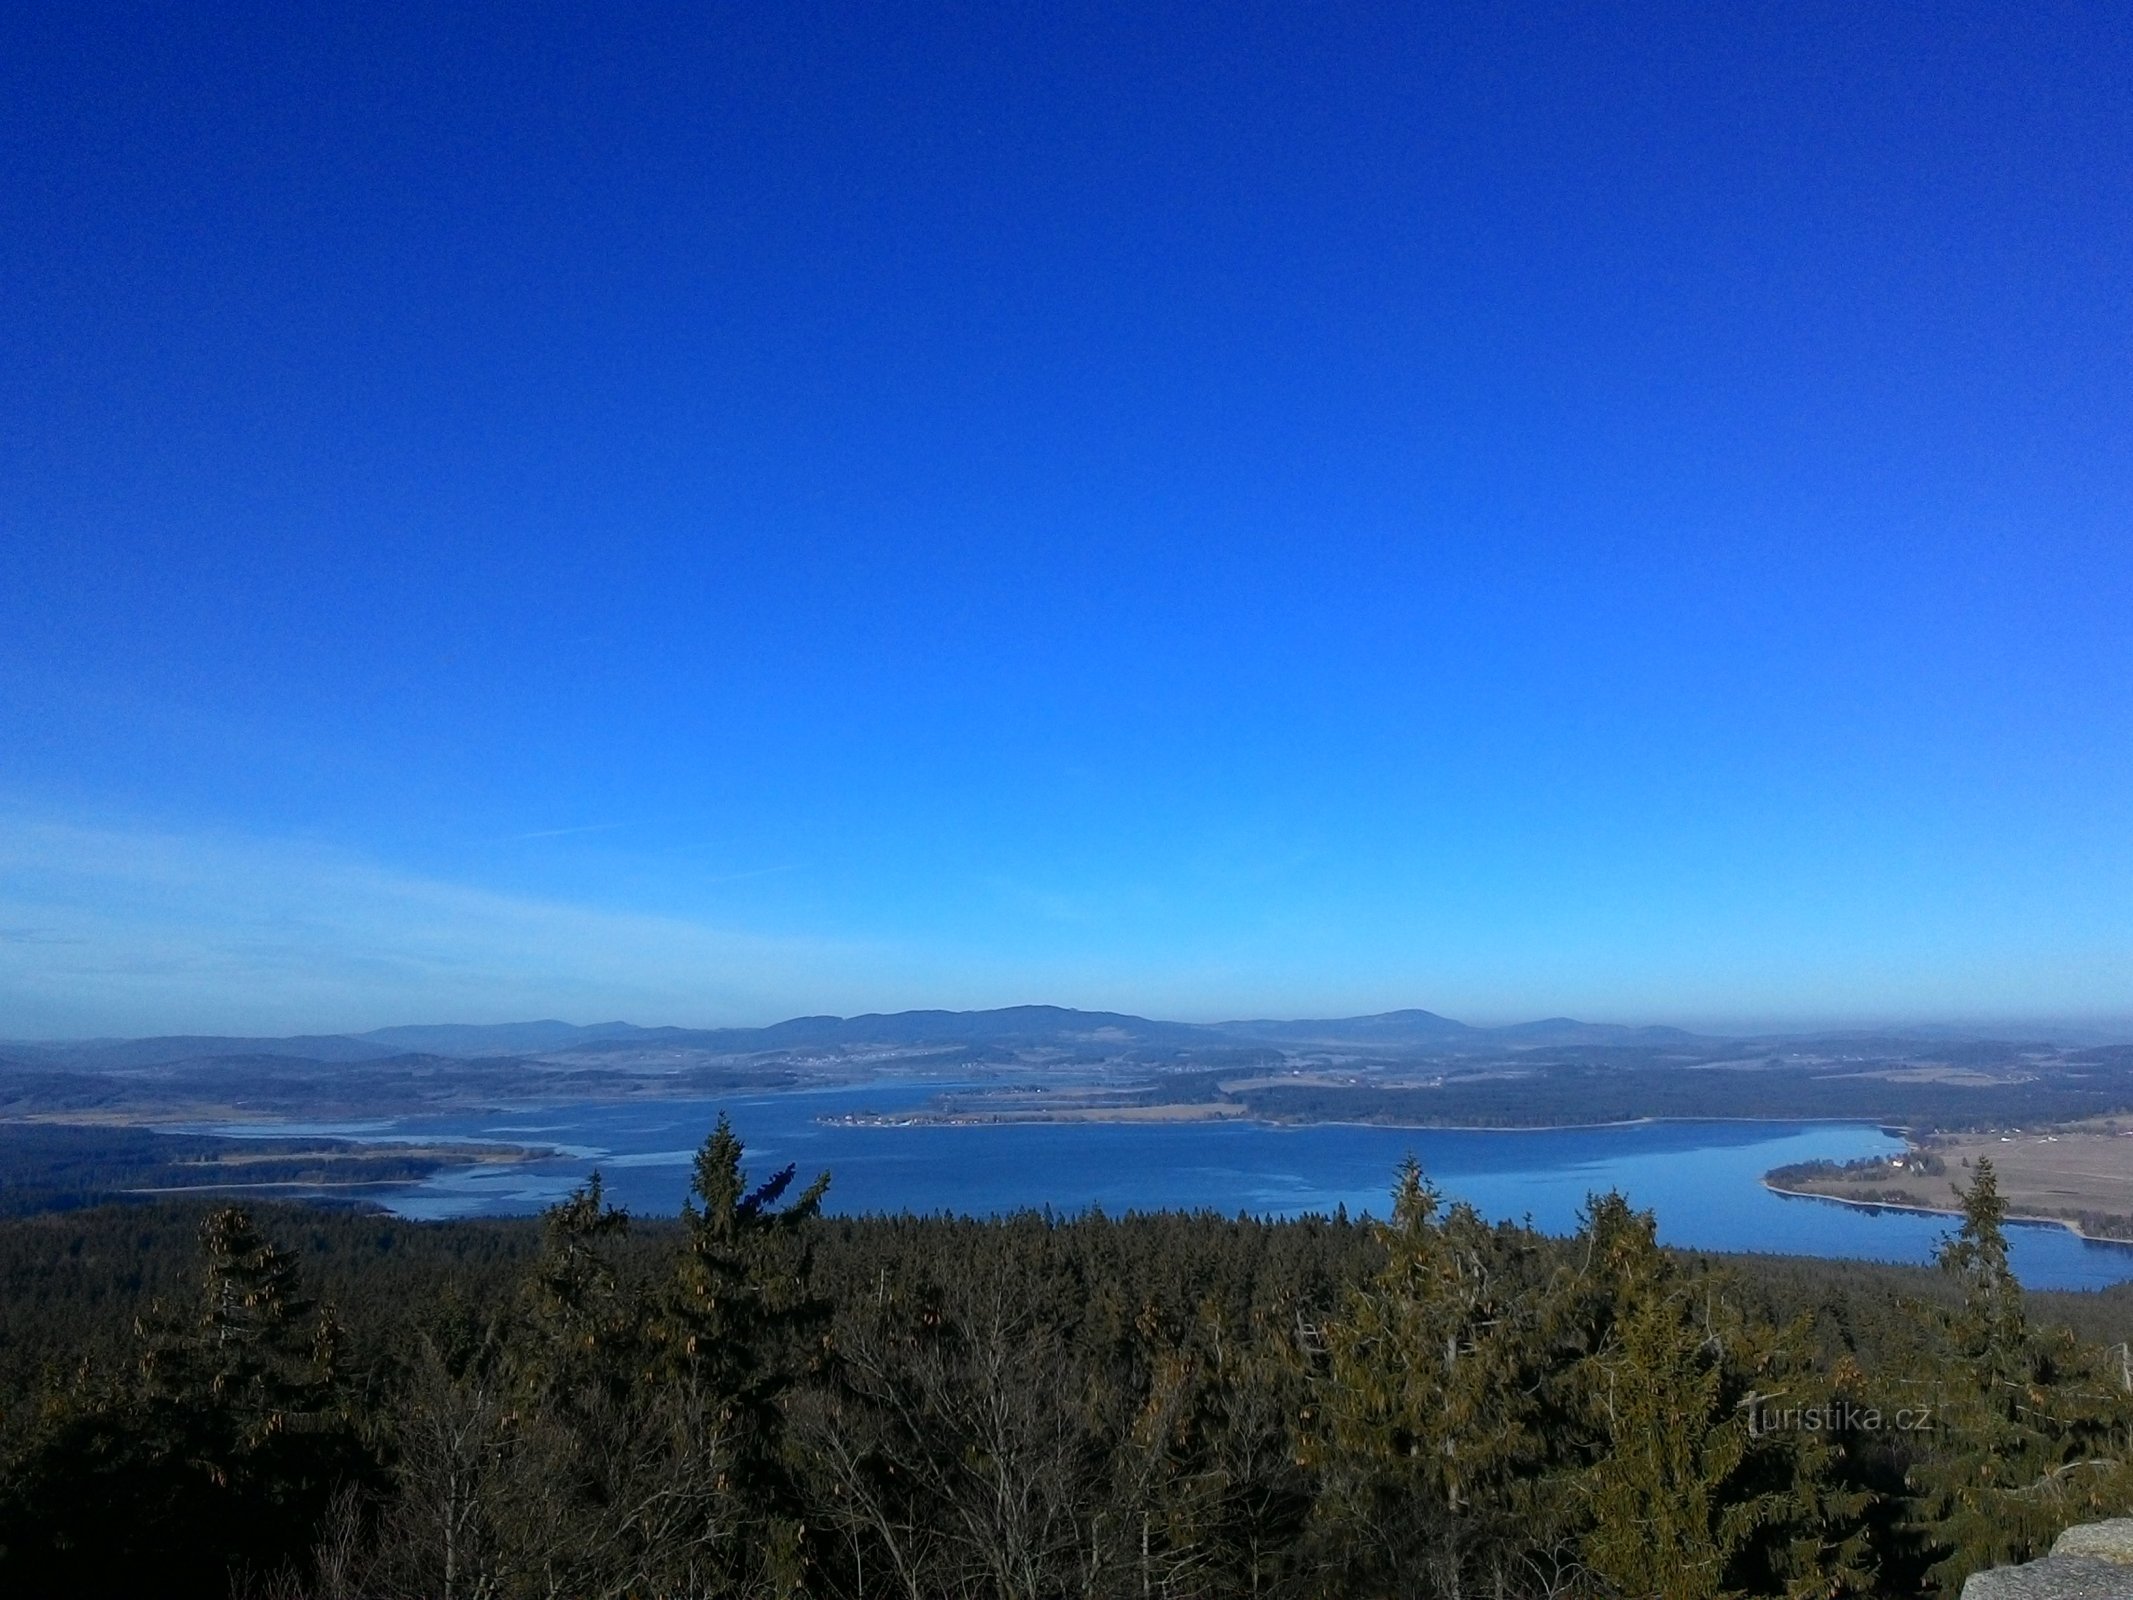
[4,1122,2133,1599]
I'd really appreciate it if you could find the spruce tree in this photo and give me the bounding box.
[0,1207,362,1599]
[1940,1157,2024,1370]
[655,1115,832,1595]
[518,1168,638,1401]
[1573,1194,1871,1600]
[1906,1158,2133,1588]
[493,1171,648,1596]
[1313,1159,1560,1598]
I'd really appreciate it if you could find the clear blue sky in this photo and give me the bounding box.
[3,3,2129,1037]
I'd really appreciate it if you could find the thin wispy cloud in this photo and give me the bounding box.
[0,816,918,1038]
[700,863,806,886]
[4,809,2126,1039]
[511,822,632,842]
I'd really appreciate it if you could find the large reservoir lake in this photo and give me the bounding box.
[241,1081,2133,1290]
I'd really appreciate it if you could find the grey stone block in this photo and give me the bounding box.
[2055,1522,2133,1565]
[1961,1556,2133,1599]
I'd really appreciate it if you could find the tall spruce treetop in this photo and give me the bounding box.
[519,1170,637,1404]
[687,1115,829,1243]
[663,1115,832,1593]
[1939,1156,2026,1368]
[1906,1159,2133,1587]
[1573,1192,1873,1600]
[665,1114,829,1387]
[1314,1158,1561,1596]
[142,1206,343,1433]
[1911,1156,2072,1586]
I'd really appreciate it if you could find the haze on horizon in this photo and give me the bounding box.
[3,4,2129,1042]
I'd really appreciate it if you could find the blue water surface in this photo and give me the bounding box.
[209,1081,2133,1291]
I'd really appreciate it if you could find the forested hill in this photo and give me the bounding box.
[7,1009,2130,1132]
[4,1133,2133,1598]
[6,1006,1729,1060]
[20,1006,2123,1064]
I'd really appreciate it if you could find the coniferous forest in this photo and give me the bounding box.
[4,1120,2133,1600]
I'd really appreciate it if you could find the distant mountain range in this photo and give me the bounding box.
[5,1005,2118,1068]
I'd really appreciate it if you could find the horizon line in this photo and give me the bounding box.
[13,1002,2133,1048]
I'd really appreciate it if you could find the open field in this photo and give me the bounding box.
[1766,1125,2133,1239]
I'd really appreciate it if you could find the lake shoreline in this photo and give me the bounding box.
[171,1101,2133,1286]
[1760,1179,2133,1248]
[820,1107,1920,1135]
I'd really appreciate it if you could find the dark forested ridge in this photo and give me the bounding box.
[1229,1056,2133,1129]
[0,1123,547,1218]
[5,1126,2133,1599]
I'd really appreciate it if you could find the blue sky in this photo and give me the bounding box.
[3,3,2129,1036]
